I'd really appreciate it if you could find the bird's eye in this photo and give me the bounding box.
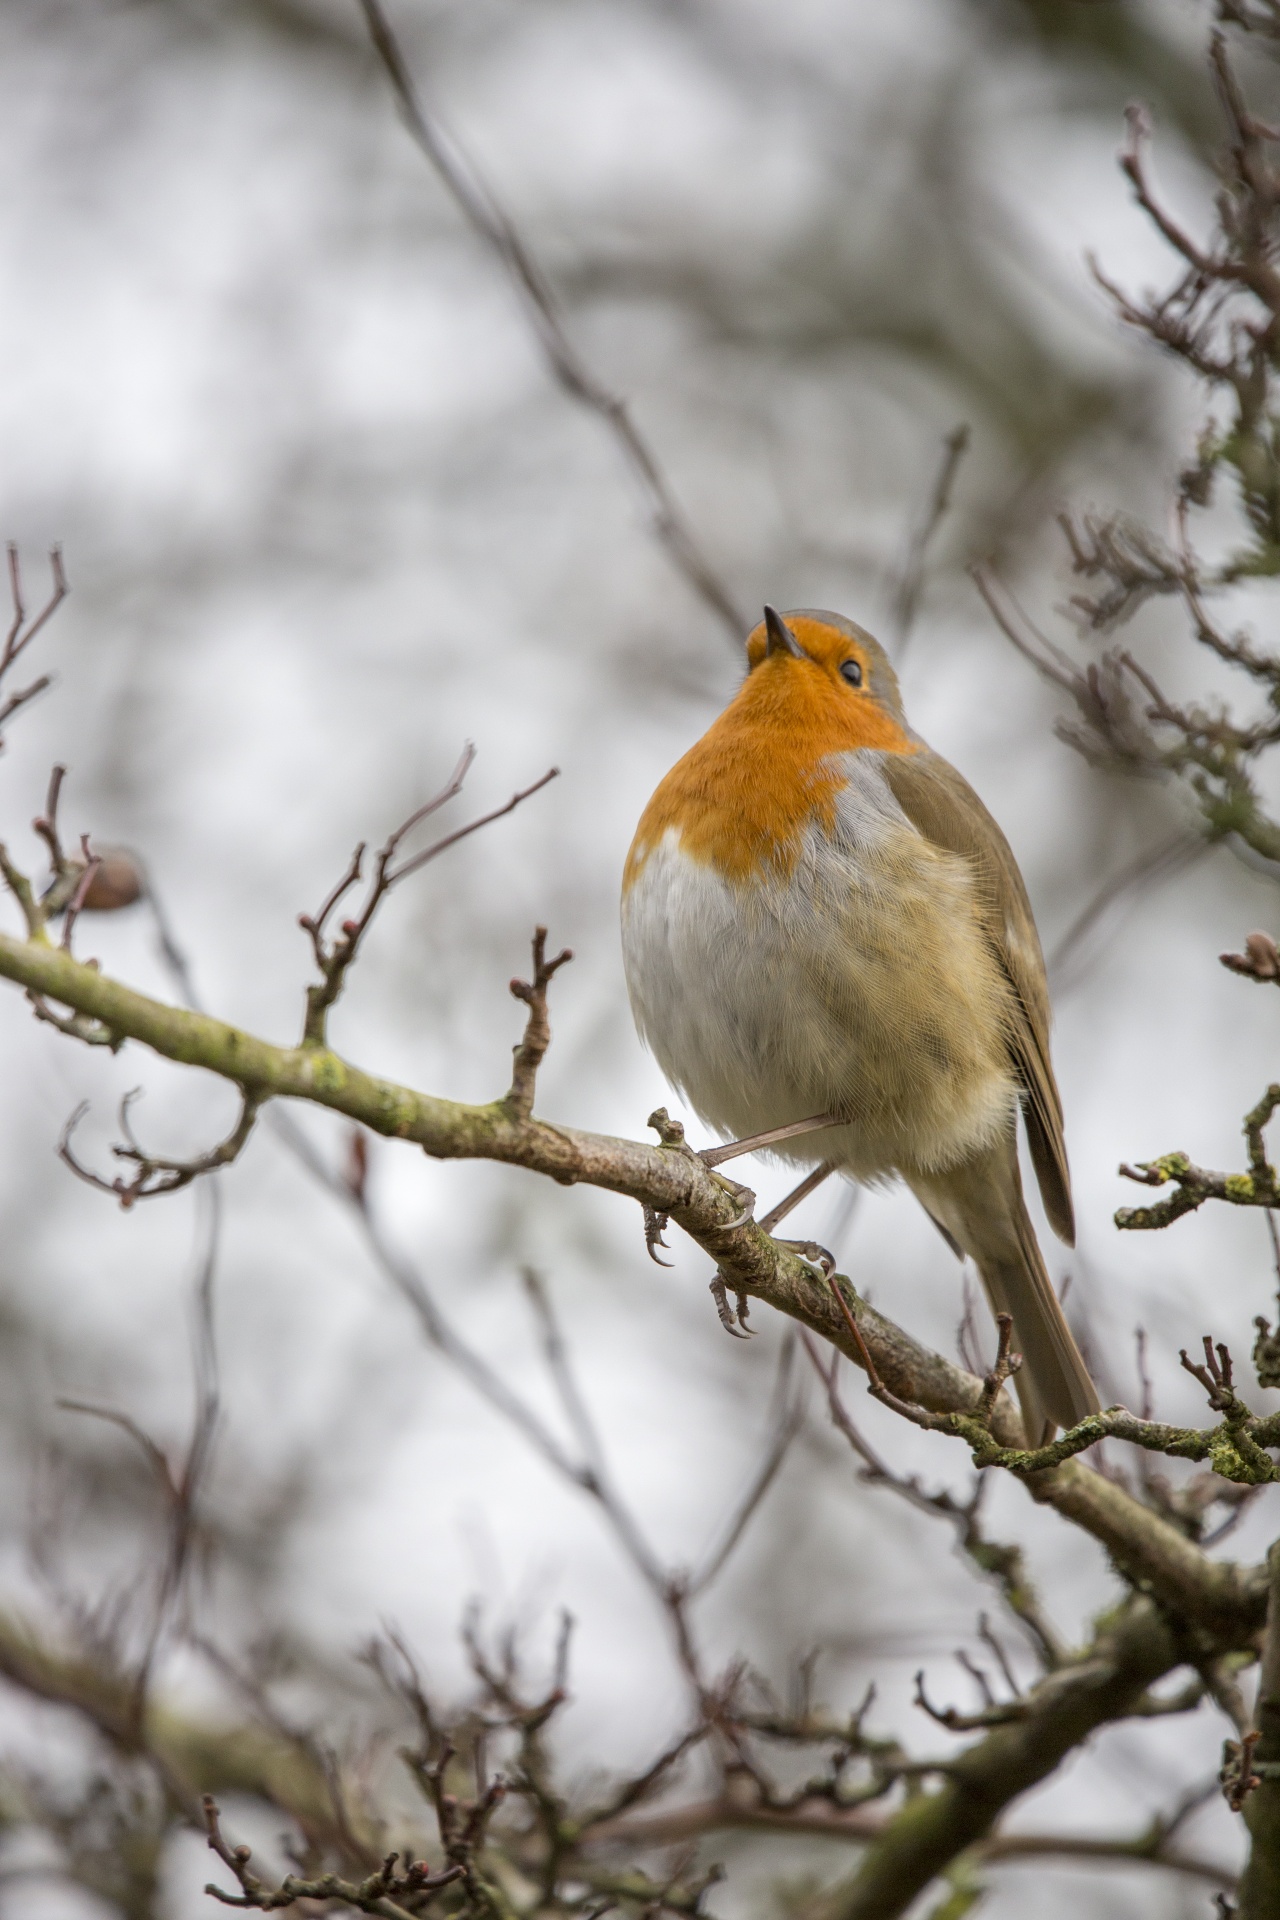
[840,659,863,687]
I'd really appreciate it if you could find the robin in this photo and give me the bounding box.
[621,606,1099,1440]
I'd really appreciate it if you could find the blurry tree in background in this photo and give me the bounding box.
[6,1,1280,1917]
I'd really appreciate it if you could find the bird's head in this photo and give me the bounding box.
[744,607,908,729]
[625,605,917,889]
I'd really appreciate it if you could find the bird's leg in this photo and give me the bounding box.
[759,1162,836,1234]
[697,1115,841,1231]
[698,1114,842,1169]
[710,1274,752,1338]
[646,1108,840,1248]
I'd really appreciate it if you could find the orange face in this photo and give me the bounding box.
[626,610,916,889]
[742,612,910,746]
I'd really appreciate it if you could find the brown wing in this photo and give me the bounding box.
[880,748,1075,1246]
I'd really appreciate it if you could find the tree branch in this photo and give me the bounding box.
[202,1796,461,1916]
[1239,1541,1280,1913]
[0,929,1266,1643]
[596,1789,1236,1892]
[1116,1084,1280,1227]
[819,1600,1206,1920]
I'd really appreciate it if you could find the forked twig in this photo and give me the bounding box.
[202,1796,461,1915]
[0,544,66,747]
[59,1087,264,1208]
[507,927,573,1118]
[299,747,558,1046]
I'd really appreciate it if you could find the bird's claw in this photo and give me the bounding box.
[707,1168,756,1229]
[643,1203,674,1267]
[779,1238,837,1278]
[710,1274,752,1338]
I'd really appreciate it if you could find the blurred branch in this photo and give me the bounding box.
[0,1605,339,1831]
[685,1339,804,1596]
[517,1265,674,1601]
[144,898,617,1502]
[600,1785,1236,1888]
[801,1334,1062,1668]
[276,1105,599,1482]
[1046,829,1207,990]
[985,1837,1230,1891]
[587,1611,1232,1908]
[1220,0,1280,34]
[0,544,64,749]
[203,1796,462,1916]
[354,0,747,641]
[269,1119,783,1685]
[978,27,1280,882]
[892,424,970,655]
[813,1598,1213,1920]
[55,1185,222,1745]
[0,1580,1240,1920]
[1237,1541,1280,1914]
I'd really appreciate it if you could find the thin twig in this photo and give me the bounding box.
[203,1797,460,1916]
[299,749,557,1047]
[520,1266,668,1592]
[893,424,970,655]
[800,1333,1063,1667]
[508,929,573,1120]
[267,1109,591,1487]
[1047,831,1208,989]
[59,1086,263,1209]
[58,1192,221,1735]
[687,1338,804,1595]
[354,0,746,641]
[0,546,66,748]
[969,563,1082,691]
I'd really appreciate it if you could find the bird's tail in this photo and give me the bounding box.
[905,1139,1099,1444]
[977,1202,1098,1442]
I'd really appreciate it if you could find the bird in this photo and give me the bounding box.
[620,605,1099,1441]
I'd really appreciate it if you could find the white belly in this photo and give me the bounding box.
[621,793,1018,1180]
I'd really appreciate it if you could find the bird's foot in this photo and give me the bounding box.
[710,1274,752,1338]
[643,1204,673,1267]
[706,1169,756,1229]
[777,1237,837,1278]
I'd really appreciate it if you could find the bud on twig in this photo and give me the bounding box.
[1221,931,1280,982]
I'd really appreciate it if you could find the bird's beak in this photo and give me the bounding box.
[763,605,806,660]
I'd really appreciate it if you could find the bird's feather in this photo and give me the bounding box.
[880,750,1075,1246]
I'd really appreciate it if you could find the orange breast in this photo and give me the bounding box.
[624,651,918,890]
